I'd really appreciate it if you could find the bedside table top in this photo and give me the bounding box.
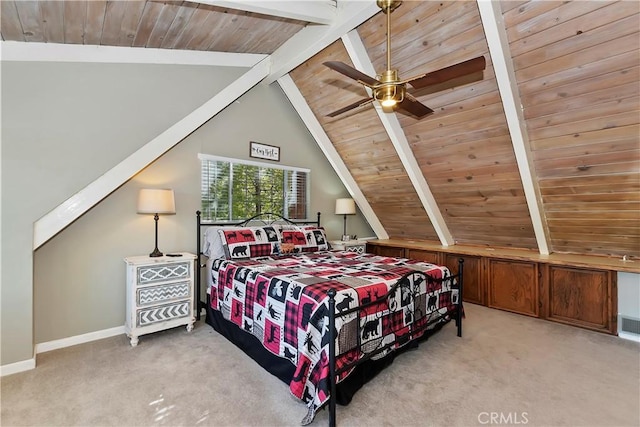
[124,252,196,264]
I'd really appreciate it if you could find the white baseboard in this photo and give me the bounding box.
[36,325,125,354]
[1,325,126,376]
[618,331,640,343]
[0,354,36,377]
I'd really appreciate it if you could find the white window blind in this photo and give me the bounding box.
[199,154,310,221]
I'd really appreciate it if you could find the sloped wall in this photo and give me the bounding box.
[502,1,640,257]
[3,60,373,365]
[1,61,244,364]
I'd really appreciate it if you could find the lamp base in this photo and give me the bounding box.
[149,213,163,257]
[149,248,163,257]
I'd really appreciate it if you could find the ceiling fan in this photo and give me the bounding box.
[324,0,486,119]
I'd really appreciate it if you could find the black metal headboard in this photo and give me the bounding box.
[195,211,321,320]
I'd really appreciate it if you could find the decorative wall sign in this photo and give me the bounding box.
[250,141,280,162]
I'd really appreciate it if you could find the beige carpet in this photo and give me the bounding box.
[1,303,639,427]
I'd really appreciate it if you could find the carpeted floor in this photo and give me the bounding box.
[1,303,639,427]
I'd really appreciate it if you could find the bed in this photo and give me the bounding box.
[196,211,464,426]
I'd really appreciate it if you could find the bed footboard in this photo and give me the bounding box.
[327,258,464,427]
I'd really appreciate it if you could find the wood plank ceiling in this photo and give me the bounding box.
[502,0,640,257]
[0,1,305,53]
[2,0,638,259]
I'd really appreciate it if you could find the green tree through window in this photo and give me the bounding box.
[200,154,309,221]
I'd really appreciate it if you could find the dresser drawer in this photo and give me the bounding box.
[137,282,191,306]
[137,262,191,284]
[125,253,196,346]
[137,300,191,327]
[344,245,365,254]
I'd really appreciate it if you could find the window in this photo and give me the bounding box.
[199,153,310,221]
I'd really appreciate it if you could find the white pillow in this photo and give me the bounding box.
[202,227,226,259]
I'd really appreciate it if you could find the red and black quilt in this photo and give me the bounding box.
[209,251,458,423]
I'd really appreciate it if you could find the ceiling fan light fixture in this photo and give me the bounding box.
[375,81,405,108]
[381,96,397,108]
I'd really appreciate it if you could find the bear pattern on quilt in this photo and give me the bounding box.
[218,226,281,260]
[209,252,457,424]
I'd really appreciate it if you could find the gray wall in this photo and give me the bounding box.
[1,60,246,364]
[2,60,373,362]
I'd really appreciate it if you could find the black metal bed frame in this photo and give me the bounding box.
[327,263,463,426]
[195,211,463,426]
[195,210,321,320]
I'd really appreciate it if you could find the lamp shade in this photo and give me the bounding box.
[335,198,356,215]
[137,189,176,214]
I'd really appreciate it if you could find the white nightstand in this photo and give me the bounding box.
[330,239,367,254]
[124,253,197,346]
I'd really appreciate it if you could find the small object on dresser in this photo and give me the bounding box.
[166,253,183,257]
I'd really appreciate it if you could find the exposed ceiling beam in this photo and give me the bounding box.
[264,0,379,84]
[341,30,455,246]
[477,0,550,255]
[33,58,271,250]
[277,74,389,240]
[195,0,336,25]
[0,41,266,67]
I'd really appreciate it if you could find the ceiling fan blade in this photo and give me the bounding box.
[406,56,486,89]
[324,61,381,87]
[326,97,374,117]
[397,94,434,118]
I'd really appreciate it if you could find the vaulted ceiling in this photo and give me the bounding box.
[2,0,638,259]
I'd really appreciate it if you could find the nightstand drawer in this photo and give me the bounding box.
[137,300,191,327]
[137,262,191,284]
[343,245,365,254]
[330,240,367,254]
[137,282,191,306]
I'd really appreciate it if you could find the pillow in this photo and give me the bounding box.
[218,226,281,260]
[202,227,227,259]
[280,226,330,253]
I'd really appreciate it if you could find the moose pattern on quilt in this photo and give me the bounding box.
[209,251,458,422]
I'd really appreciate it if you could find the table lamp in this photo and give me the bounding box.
[335,198,356,241]
[137,188,176,257]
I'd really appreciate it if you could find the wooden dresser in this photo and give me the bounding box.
[367,240,639,335]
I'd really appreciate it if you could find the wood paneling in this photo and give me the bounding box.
[367,239,623,334]
[366,243,405,258]
[359,1,537,250]
[444,254,484,305]
[406,248,441,265]
[504,0,640,258]
[290,40,439,241]
[488,259,538,317]
[0,0,305,54]
[543,265,615,333]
